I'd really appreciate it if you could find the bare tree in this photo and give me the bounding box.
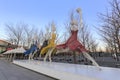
[79,24,89,47]
[98,0,120,54]
[5,23,25,46]
[5,22,40,48]
[37,29,44,46]
[79,24,98,52]
[24,25,37,47]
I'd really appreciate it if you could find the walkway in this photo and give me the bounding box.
[0,59,57,80]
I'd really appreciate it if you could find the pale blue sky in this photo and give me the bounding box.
[0,0,111,48]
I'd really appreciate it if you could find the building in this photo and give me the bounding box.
[0,39,11,54]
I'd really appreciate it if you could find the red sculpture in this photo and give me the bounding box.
[56,8,99,67]
[57,29,87,53]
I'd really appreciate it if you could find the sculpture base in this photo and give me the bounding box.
[13,60,120,80]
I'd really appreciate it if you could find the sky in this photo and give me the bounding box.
[0,0,111,49]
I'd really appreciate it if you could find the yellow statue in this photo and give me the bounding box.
[40,22,56,56]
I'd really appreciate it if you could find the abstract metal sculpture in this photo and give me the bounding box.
[40,22,57,62]
[56,8,99,67]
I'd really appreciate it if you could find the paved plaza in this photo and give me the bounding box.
[0,59,57,80]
